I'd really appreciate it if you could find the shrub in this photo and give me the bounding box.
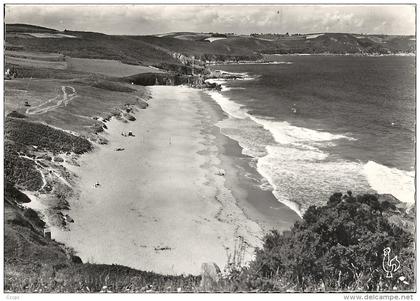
[5,118,92,154]
[4,143,43,190]
[248,193,415,292]
[7,111,26,118]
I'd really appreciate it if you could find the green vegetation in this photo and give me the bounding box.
[221,192,415,292]
[6,23,58,33]
[92,80,136,92]
[7,110,26,119]
[124,72,188,86]
[7,24,414,74]
[66,57,164,77]
[5,181,32,203]
[4,143,43,190]
[4,117,92,190]
[5,63,92,80]
[5,117,92,154]
[6,25,180,66]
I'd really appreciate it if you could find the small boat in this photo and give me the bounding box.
[115,147,125,151]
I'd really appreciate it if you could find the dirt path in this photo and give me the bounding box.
[26,86,77,115]
[18,154,48,190]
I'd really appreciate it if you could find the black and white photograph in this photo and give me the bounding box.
[2,1,417,297]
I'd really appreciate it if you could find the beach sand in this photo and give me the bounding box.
[53,86,292,275]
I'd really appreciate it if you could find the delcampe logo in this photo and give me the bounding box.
[382,247,401,278]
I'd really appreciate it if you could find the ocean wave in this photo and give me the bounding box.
[362,161,415,204]
[257,145,372,217]
[206,86,411,218]
[217,118,270,158]
[249,115,355,147]
[206,88,355,147]
[206,90,248,119]
[206,88,367,215]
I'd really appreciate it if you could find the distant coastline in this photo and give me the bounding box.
[204,52,415,66]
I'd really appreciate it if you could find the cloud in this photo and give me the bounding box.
[5,4,415,35]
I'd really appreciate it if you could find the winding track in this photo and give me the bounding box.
[18,153,72,190]
[26,86,77,115]
[18,154,48,190]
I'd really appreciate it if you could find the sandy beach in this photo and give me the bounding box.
[52,86,287,275]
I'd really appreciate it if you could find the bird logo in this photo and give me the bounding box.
[382,247,401,278]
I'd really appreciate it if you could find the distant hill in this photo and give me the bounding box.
[5,24,416,72]
[6,23,58,33]
[257,32,415,55]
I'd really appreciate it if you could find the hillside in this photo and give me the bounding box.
[6,24,415,72]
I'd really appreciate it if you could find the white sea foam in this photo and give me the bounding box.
[362,161,415,204]
[257,145,372,216]
[205,79,231,91]
[206,87,367,216]
[205,90,248,119]
[249,115,355,147]
[206,81,411,218]
[217,118,270,158]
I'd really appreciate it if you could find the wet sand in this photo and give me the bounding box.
[53,86,276,275]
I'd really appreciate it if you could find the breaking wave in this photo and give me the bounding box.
[205,81,413,217]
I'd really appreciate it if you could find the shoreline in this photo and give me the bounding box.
[199,92,301,231]
[51,85,287,275]
[205,66,415,214]
[205,53,416,66]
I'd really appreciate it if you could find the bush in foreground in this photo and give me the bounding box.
[237,193,415,292]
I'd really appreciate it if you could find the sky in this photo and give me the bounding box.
[5,4,416,36]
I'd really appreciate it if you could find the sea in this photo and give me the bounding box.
[206,55,415,216]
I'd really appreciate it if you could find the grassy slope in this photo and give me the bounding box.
[6,23,58,33]
[5,77,149,137]
[6,25,179,66]
[5,117,93,154]
[260,33,415,54]
[7,24,414,71]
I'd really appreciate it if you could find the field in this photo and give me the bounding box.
[6,50,65,61]
[5,78,149,139]
[6,50,165,78]
[27,33,77,38]
[66,57,164,77]
[6,56,67,70]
